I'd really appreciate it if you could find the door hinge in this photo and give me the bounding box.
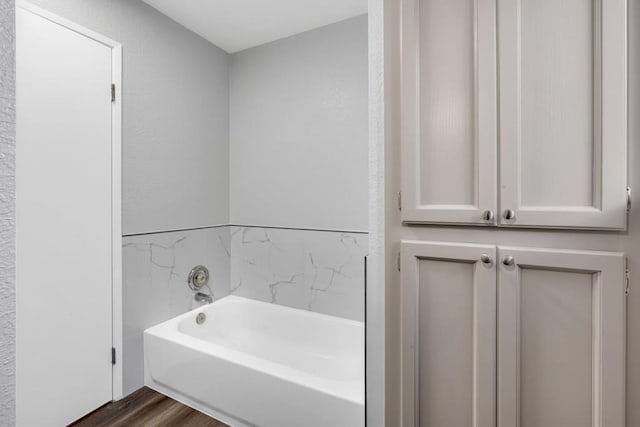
[627,187,631,212]
[111,347,116,365]
[398,191,402,211]
[397,252,401,272]
[625,259,631,296]
[626,271,631,296]
[111,83,116,103]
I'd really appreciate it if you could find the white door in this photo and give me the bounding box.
[498,246,625,427]
[498,0,627,229]
[16,4,121,426]
[401,241,496,426]
[401,0,497,225]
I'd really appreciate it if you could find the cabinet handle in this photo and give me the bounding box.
[502,255,515,266]
[482,210,494,221]
[480,254,492,264]
[503,209,516,220]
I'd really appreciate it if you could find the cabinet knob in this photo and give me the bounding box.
[503,209,516,220]
[482,210,494,221]
[502,255,515,266]
[480,254,492,264]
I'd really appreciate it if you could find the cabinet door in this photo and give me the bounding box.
[401,241,496,427]
[498,0,627,229]
[498,247,625,427]
[401,0,497,225]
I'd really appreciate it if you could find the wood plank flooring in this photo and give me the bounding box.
[69,387,229,427]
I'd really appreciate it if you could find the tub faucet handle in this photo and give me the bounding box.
[188,265,210,291]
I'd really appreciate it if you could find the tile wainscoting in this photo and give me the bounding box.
[229,226,368,321]
[122,225,367,395]
[122,226,230,396]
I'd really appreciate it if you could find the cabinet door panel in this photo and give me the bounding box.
[498,0,627,229]
[498,247,625,427]
[402,241,496,426]
[520,0,595,208]
[402,0,497,224]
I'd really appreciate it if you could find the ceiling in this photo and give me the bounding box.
[141,0,368,53]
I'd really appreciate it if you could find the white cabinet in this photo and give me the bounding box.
[498,246,625,427]
[498,0,627,229]
[401,0,497,225]
[401,0,627,229]
[401,241,626,427]
[401,241,497,427]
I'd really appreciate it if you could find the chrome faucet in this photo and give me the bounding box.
[195,292,213,304]
[188,265,213,304]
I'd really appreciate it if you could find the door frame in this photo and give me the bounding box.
[17,0,123,400]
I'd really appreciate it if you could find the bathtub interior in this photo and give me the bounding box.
[176,296,364,381]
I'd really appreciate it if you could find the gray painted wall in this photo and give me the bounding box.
[0,0,16,424]
[27,0,230,235]
[117,16,369,395]
[230,15,368,232]
[9,4,368,408]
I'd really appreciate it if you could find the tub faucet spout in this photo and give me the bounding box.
[195,292,213,304]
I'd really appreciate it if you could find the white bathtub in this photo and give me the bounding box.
[144,295,364,427]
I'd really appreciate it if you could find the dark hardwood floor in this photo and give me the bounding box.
[69,387,229,427]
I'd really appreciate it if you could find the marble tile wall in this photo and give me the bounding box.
[229,226,368,321]
[122,225,367,395]
[122,226,229,395]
